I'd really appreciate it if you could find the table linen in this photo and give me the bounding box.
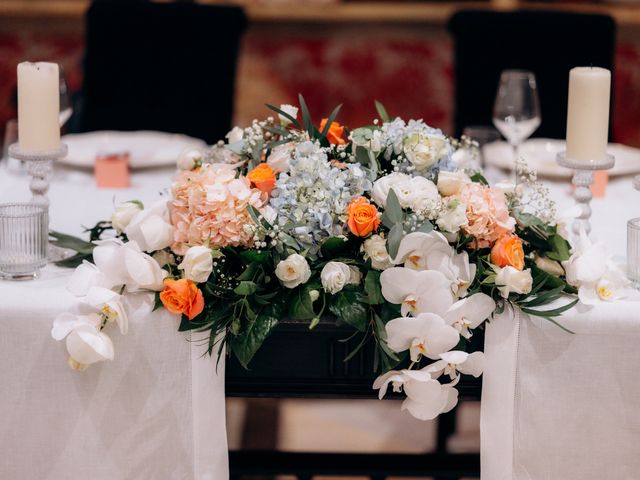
[0,163,228,480]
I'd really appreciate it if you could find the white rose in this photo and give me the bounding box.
[436,199,468,233]
[124,199,174,252]
[226,126,244,144]
[363,234,394,270]
[371,172,411,207]
[178,246,213,283]
[177,148,202,171]
[152,250,176,267]
[321,261,352,295]
[403,132,447,170]
[111,201,143,234]
[275,254,311,289]
[278,104,299,126]
[395,176,440,212]
[267,143,293,173]
[348,266,362,285]
[534,255,565,277]
[495,266,533,298]
[437,171,469,197]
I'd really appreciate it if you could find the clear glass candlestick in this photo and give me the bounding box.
[8,143,67,207]
[556,151,615,236]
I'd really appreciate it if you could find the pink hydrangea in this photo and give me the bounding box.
[454,182,515,248]
[169,164,267,254]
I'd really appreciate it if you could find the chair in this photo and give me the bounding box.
[448,10,616,139]
[77,1,247,144]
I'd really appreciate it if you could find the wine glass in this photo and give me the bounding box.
[59,67,73,128]
[492,70,541,166]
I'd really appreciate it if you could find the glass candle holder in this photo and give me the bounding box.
[628,218,640,287]
[0,203,49,280]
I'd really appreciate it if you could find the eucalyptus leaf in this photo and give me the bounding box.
[234,281,257,296]
[374,100,390,123]
[387,223,404,260]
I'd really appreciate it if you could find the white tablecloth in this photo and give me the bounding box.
[481,172,640,480]
[0,164,228,479]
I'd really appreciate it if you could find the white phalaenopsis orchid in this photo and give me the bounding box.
[563,231,630,305]
[420,292,496,339]
[380,268,453,316]
[385,313,460,361]
[374,368,459,420]
[84,286,129,335]
[392,232,476,297]
[425,351,484,380]
[124,199,174,252]
[51,312,114,371]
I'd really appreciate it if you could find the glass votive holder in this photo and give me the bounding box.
[628,218,640,287]
[0,203,49,280]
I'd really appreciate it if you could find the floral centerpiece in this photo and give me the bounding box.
[51,97,627,420]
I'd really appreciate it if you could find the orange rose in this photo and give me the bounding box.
[247,163,276,195]
[491,234,525,271]
[160,278,205,320]
[319,118,346,145]
[347,197,380,237]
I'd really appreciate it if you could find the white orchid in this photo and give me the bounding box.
[84,286,129,335]
[425,351,484,380]
[385,313,460,361]
[52,312,114,371]
[374,368,459,420]
[124,199,174,252]
[421,292,496,339]
[380,268,453,316]
[392,232,476,297]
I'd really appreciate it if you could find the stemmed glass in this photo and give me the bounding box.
[492,70,541,166]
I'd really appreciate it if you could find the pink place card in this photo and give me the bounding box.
[591,171,608,198]
[95,152,130,188]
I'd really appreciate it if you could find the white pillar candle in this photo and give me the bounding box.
[565,66,611,162]
[17,61,60,153]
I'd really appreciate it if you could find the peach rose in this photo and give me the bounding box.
[247,163,277,195]
[347,197,380,237]
[319,118,346,145]
[160,278,205,320]
[491,234,525,271]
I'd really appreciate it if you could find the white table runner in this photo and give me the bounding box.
[0,164,228,479]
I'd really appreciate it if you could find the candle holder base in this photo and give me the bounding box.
[557,152,615,237]
[8,143,67,207]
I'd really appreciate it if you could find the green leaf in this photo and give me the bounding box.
[239,249,271,265]
[387,223,403,260]
[374,100,390,123]
[320,236,350,259]
[320,103,343,139]
[234,281,257,296]
[415,220,433,234]
[546,234,571,262]
[328,289,368,332]
[521,297,579,318]
[469,172,489,185]
[153,292,164,312]
[54,253,91,269]
[265,103,302,129]
[298,94,315,137]
[230,304,281,369]
[49,231,95,255]
[364,270,384,305]
[384,188,403,224]
[289,284,317,320]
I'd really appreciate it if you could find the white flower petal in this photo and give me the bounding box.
[457,351,484,378]
[66,326,114,365]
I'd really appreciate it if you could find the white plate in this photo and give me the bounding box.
[482,138,640,178]
[60,131,207,169]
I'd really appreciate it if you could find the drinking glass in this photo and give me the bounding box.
[492,70,541,164]
[59,67,73,128]
[628,218,640,287]
[0,203,49,280]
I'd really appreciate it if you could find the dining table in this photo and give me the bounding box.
[1,134,639,480]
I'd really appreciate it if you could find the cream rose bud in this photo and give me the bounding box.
[363,234,394,270]
[267,143,293,173]
[276,254,311,289]
[495,266,533,298]
[437,171,469,197]
[371,172,411,207]
[278,104,299,126]
[403,132,447,170]
[177,148,202,171]
[178,246,213,283]
[111,201,143,234]
[534,255,565,277]
[321,261,352,295]
[226,126,244,144]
